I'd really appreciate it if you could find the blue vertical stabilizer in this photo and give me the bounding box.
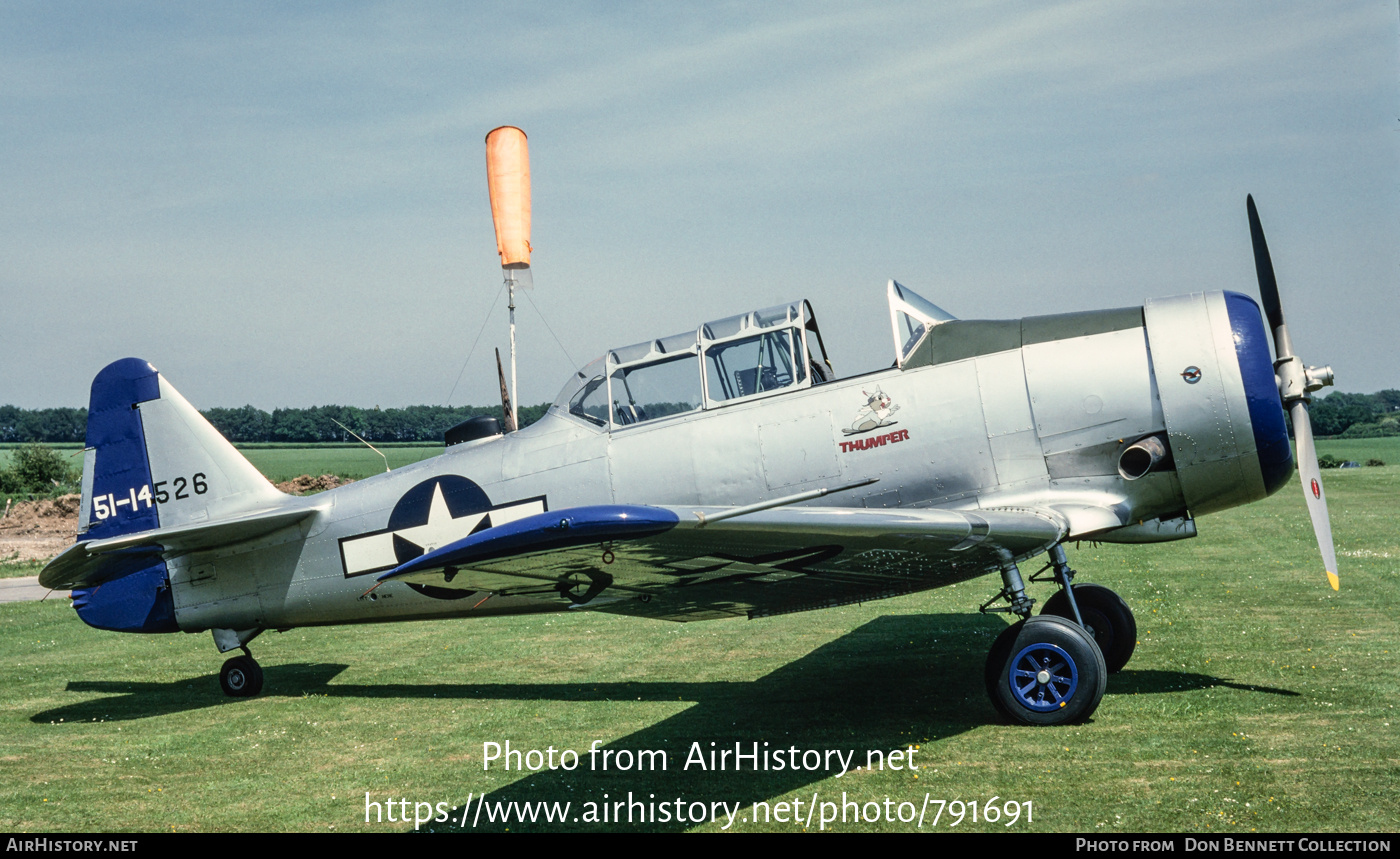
[71,358,176,632]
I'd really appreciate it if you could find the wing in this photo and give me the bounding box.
[376,502,1068,621]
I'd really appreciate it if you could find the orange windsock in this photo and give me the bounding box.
[485,126,531,268]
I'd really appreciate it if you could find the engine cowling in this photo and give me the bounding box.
[1143,290,1292,516]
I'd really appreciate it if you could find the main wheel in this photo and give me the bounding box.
[1041,582,1136,673]
[985,615,1107,725]
[220,655,264,698]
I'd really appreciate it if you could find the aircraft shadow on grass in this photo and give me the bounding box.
[425,616,1300,832]
[32,612,1301,830]
[34,613,992,724]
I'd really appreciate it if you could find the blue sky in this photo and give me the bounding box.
[2,2,1396,409]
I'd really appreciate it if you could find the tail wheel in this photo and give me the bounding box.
[220,655,264,698]
[985,615,1107,725]
[1041,582,1137,673]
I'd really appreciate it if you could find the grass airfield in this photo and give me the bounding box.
[0,452,1396,833]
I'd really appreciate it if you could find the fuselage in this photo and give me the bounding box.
[66,287,1290,637]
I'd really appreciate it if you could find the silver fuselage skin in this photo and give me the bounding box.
[144,289,1287,636]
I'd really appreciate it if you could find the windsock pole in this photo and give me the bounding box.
[509,283,516,431]
[485,126,532,430]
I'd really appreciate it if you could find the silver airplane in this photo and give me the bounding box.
[40,197,1336,726]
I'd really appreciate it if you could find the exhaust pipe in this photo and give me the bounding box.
[1118,435,1168,481]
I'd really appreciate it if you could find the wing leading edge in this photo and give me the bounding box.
[377,503,1069,621]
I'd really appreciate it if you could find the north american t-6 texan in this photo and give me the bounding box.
[41,128,1338,725]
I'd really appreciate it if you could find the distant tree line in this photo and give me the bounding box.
[0,403,550,444]
[198,403,551,443]
[1307,390,1400,438]
[2,390,1397,444]
[0,407,87,443]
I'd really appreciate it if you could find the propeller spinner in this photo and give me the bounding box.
[1246,195,1339,589]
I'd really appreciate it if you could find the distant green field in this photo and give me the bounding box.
[0,443,443,481]
[0,443,84,473]
[237,445,442,482]
[1315,436,1399,466]
[2,465,1395,832]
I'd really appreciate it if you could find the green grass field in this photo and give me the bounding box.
[1314,436,1400,466]
[235,445,442,482]
[1,462,1395,832]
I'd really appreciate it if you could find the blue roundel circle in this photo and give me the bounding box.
[1008,641,1080,712]
[388,475,494,600]
[387,475,492,560]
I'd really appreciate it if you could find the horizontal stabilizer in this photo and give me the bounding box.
[39,505,318,591]
[40,542,166,593]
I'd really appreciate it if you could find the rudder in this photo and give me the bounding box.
[79,358,284,540]
[67,358,286,633]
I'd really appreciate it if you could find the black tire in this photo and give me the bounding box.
[984,621,1025,721]
[1041,583,1137,673]
[985,615,1107,725]
[220,655,264,698]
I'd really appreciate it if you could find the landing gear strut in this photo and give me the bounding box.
[1036,545,1138,673]
[978,552,1036,619]
[979,545,1131,724]
[1042,583,1137,673]
[220,646,264,698]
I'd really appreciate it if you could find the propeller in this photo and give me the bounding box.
[1246,195,1338,590]
[495,347,517,434]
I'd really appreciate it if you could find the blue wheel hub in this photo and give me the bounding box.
[1009,642,1079,712]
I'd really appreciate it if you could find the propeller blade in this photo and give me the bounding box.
[1246,194,1286,339]
[496,348,517,433]
[1289,400,1338,590]
[1247,195,1338,590]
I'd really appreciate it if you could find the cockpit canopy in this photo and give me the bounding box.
[548,283,954,431]
[551,300,832,430]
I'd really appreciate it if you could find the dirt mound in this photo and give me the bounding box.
[276,474,355,495]
[1,494,81,563]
